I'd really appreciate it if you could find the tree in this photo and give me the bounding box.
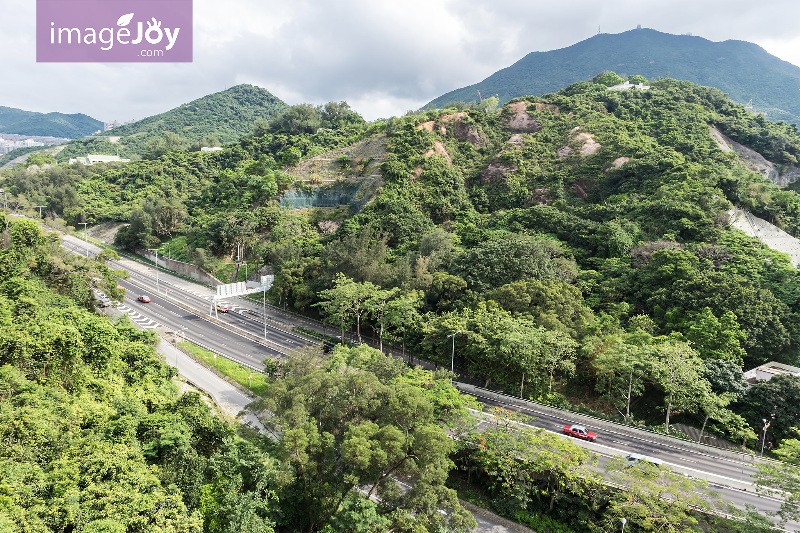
[486,279,596,339]
[694,389,739,444]
[314,273,378,344]
[476,96,499,114]
[704,359,748,399]
[364,286,400,351]
[319,101,365,130]
[453,234,571,292]
[650,341,710,432]
[754,429,800,526]
[467,408,598,515]
[269,104,321,135]
[248,367,476,533]
[739,374,800,445]
[199,439,280,533]
[145,131,189,159]
[684,307,746,365]
[601,455,725,532]
[589,334,651,421]
[592,71,625,87]
[318,494,389,533]
[114,208,159,250]
[392,367,480,429]
[383,291,422,359]
[539,330,578,395]
[322,226,389,284]
[280,147,302,167]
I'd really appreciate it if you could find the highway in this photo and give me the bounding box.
[61,233,798,530]
[62,236,302,370]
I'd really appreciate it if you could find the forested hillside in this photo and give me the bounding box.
[6,76,800,444]
[0,106,102,138]
[55,84,288,161]
[427,28,800,124]
[5,78,800,530]
[0,215,488,532]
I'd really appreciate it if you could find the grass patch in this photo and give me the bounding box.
[178,340,269,396]
[235,261,258,282]
[160,236,191,263]
[213,262,236,284]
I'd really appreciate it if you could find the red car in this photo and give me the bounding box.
[564,425,597,441]
[137,294,151,303]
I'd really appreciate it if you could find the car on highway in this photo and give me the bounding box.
[215,302,229,312]
[625,453,663,466]
[98,296,112,308]
[563,424,597,441]
[137,294,151,303]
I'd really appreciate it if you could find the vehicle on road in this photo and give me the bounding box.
[626,453,664,466]
[137,295,151,303]
[215,302,229,312]
[563,424,597,441]
[94,290,112,307]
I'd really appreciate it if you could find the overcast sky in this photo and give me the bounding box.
[3,0,800,123]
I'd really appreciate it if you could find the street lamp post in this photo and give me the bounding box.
[78,222,89,257]
[148,248,159,294]
[621,517,627,533]
[263,286,267,341]
[447,330,462,374]
[34,205,46,218]
[761,418,770,457]
[741,435,747,482]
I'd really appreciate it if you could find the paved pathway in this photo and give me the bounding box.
[157,338,264,429]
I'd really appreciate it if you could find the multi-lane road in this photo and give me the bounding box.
[61,233,797,530]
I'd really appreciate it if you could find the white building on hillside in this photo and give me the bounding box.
[744,361,800,384]
[69,154,130,165]
[608,81,650,91]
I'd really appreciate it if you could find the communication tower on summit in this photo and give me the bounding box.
[745,99,767,117]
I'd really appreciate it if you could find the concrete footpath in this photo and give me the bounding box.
[157,336,264,429]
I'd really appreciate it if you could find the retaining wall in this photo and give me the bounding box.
[138,250,222,286]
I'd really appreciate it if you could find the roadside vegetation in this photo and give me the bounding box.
[3,74,800,530]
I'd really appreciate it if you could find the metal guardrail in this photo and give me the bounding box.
[455,383,772,482]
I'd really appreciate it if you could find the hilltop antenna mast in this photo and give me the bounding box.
[745,99,767,117]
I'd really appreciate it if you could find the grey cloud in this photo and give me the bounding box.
[2,0,800,122]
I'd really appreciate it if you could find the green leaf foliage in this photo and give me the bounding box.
[8,74,800,453]
[0,220,285,533]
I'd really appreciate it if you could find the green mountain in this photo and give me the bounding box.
[6,79,800,528]
[0,106,102,138]
[426,28,800,124]
[56,84,288,161]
